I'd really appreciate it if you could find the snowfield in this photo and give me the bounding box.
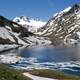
[13,16,46,32]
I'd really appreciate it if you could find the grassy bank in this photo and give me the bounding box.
[1,64,80,80]
[27,69,80,80]
[0,64,31,80]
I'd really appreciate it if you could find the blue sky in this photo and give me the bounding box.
[0,0,80,21]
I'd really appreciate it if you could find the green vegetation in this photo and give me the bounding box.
[0,64,32,80]
[28,69,80,80]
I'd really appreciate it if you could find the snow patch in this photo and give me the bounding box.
[60,6,71,14]
[0,53,23,64]
[23,72,56,80]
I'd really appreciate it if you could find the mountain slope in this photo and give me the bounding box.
[37,4,80,45]
[0,16,51,51]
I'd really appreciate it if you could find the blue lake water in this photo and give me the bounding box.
[3,44,80,76]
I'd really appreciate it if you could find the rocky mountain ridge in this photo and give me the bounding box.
[37,4,80,45]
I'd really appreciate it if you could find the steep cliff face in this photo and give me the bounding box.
[37,4,80,45]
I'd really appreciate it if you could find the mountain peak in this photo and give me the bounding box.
[13,16,46,32]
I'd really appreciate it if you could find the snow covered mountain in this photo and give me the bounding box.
[0,3,80,50]
[0,16,51,51]
[13,16,46,32]
[37,4,80,45]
